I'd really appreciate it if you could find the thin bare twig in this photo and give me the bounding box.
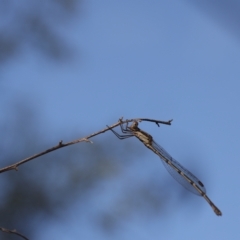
[0,118,172,174]
[0,227,29,240]
[138,118,173,126]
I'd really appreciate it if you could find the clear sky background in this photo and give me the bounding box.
[1,1,240,239]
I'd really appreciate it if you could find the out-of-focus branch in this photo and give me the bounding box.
[0,118,172,174]
[0,227,29,240]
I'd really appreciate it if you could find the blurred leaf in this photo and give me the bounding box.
[0,0,81,63]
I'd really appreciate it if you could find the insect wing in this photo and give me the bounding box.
[152,140,206,195]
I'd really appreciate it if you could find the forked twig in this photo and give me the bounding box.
[0,117,172,174]
[139,118,173,126]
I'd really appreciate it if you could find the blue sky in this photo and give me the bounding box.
[1,1,240,239]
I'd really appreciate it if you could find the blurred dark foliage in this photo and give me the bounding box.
[0,0,80,63]
[0,103,174,239]
[0,104,121,239]
[95,181,171,234]
[186,0,240,40]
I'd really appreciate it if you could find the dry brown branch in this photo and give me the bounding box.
[0,227,29,240]
[0,118,172,174]
[0,117,172,239]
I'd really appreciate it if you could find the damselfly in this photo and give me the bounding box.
[108,120,222,216]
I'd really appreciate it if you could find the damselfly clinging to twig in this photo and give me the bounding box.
[107,119,222,216]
